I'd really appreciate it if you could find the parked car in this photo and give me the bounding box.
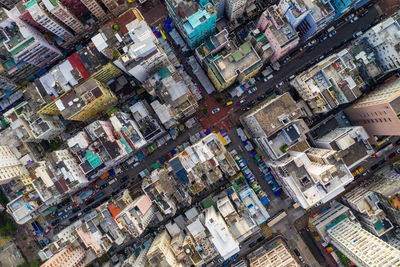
[120,184,128,190]
[328,30,337,37]
[237,98,246,105]
[248,87,258,94]
[248,241,257,248]
[350,16,359,23]
[211,108,220,114]
[360,9,368,17]
[99,183,108,190]
[294,249,301,257]
[120,176,129,183]
[247,100,256,107]
[39,240,46,248]
[69,216,78,222]
[257,95,265,101]
[62,214,68,219]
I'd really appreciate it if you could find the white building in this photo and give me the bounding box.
[269,148,353,209]
[327,216,400,267]
[114,193,155,237]
[24,0,74,41]
[0,145,27,184]
[248,241,299,267]
[0,8,62,68]
[362,14,400,73]
[204,206,240,260]
[51,149,88,186]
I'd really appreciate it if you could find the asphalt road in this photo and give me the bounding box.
[229,5,380,108]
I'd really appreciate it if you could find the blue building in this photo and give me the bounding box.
[165,0,218,49]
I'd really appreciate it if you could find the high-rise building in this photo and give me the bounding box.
[0,145,27,184]
[345,78,400,138]
[342,186,394,237]
[12,1,48,33]
[0,73,16,90]
[40,242,86,267]
[0,8,62,68]
[42,0,85,34]
[204,206,240,260]
[327,216,400,266]
[25,0,74,41]
[291,49,364,114]
[225,0,246,21]
[257,5,299,63]
[362,14,400,74]
[248,239,299,267]
[165,0,217,49]
[79,0,107,20]
[0,0,17,10]
[98,0,127,16]
[147,230,183,267]
[59,0,88,17]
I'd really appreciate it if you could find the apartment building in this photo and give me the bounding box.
[257,5,299,63]
[195,29,229,64]
[248,240,299,267]
[343,186,394,237]
[147,230,183,267]
[145,65,199,128]
[165,0,217,49]
[206,41,262,91]
[0,145,27,184]
[291,49,364,114]
[25,0,74,41]
[362,13,400,73]
[205,206,240,260]
[40,242,86,267]
[225,0,246,21]
[314,126,373,170]
[42,0,85,34]
[345,78,400,138]
[240,93,309,160]
[0,8,62,68]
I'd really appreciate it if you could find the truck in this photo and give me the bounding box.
[236,127,247,142]
[262,66,273,77]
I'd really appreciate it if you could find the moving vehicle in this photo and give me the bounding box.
[225,101,233,106]
[211,108,220,114]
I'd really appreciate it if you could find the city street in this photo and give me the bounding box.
[227,4,381,109]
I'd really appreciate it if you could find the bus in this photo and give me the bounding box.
[267,210,287,227]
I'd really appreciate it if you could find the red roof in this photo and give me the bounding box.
[108,203,121,219]
[68,52,90,80]
[107,10,137,36]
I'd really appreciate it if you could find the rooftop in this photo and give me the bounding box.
[241,93,302,138]
[353,79,400,108]
[209,42,262,85]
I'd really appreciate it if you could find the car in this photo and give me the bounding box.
[354,174,361,180]
[211,108,220,114]
[294,249,301,257]
[223,259,231,266]
[247,100,256,107]
[319,35,328,42]
[350,16,359,23]
[360,10,368,17]
[83,207,91,213]
[286,75,295,82]
[370,164,380,170]
[231,253,239,260]
[299,256,305,263]
[39,240,46,248]
[248,87,258,94]
[362,170,370,176]
[57,211,63,217]
[328,30,336,37]
[265,88,274,95]
[257,95,265,101]
[257,236,265,242]
[366,2,374,8]
[51,219,59,226]
[120,184,128,190]
[120,176,129,183]
[96,193,103,199]
[62,214,68,219]
[99,183,108,190]
[69,215,78,222]
[72,207,80,213]
[276,81,284,87]
[237,98,246,105]
[248,241,257,248]
[305,46,314,53]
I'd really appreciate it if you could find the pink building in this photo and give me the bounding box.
[76,225,103,256]
[41,243,86,267]
[345,78,400,140]
[257,5,299,63]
